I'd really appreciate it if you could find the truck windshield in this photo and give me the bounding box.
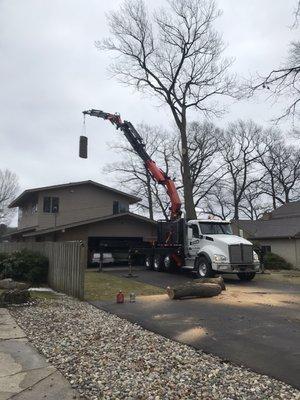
[199,222,232,235]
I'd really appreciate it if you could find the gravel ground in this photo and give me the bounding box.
[10,297,300,400]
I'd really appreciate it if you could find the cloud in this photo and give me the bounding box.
[0,0,298,204]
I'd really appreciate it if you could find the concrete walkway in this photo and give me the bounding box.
[0,308,78,400]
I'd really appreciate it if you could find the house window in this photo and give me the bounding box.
[261,245,271,255]
[191,224,200,238]
[31,203,38,214]
[43,197,59,213]
[113,200,128,215]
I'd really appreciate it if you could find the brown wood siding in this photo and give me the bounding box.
[18,202,38,229]
[36,184,131,230]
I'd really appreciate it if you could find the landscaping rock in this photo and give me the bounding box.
[10,297,300,400]
[15,282,29,290]
[0,289,31,305]
[0,278,14,289]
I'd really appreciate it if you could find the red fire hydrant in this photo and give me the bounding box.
[116,290,125,303]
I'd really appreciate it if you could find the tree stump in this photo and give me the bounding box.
[166,283,222,300]
[193,276,226,291]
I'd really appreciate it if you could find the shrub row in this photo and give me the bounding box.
[263,252,293,270]
[0,249,49,284]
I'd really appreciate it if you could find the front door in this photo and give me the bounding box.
[186,223,201,266]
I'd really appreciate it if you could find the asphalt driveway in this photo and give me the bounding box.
[91,267,300,389]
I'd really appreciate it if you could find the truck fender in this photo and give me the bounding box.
[194,252,212,269]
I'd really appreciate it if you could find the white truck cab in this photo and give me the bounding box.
[185,219,260,281]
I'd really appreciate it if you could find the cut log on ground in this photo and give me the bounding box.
[166,283,222,300]
[193,276,226,291]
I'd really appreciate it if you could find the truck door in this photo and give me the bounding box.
[187,223,201,260]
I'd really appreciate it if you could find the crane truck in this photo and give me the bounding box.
[80,109,261,281]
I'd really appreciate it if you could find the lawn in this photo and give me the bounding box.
[84,270,165,301]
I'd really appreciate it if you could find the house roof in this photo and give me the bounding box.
[9,180,141,208]
[270,200,300,219]
[21,212,156,238]
[235,217,300,239]
[1,225,38,239]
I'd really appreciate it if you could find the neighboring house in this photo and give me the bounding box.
[6,180,156,260]
[232,201,300,269]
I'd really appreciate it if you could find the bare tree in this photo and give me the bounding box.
[0,169,19,224]
[239,183,271,220]
[98,0,234,219]
[202,181,232,220]
[104,124,174,219]
[219,120,266,220]
[251,42,300,122]
[259,134,300,206]
[250,1,300,122]
[173,121,224,208]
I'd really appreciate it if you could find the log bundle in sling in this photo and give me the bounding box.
[166,277,225,300]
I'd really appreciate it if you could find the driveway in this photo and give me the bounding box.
[91,267,300,389]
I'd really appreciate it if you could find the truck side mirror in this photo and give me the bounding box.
[79,136,88,158]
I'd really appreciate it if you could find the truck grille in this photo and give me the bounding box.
[229,244,253,264]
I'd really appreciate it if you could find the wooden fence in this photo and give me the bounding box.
[0,241,87,299]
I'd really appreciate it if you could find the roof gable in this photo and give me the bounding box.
[9,180,141,208]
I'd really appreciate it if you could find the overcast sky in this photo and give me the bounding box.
[0,0,299,209]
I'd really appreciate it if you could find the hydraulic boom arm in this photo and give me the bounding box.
[82,109,182,220]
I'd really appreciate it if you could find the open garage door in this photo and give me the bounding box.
[88,236,144,266]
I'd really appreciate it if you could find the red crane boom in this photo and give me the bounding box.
[81,109,182,220]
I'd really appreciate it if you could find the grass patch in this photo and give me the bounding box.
[85,270,165,301]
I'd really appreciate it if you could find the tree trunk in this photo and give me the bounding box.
[234,204,239,220]
[179,114,197,220]
[146,169,154,220]
[166,283,222,300]
[193,276,226,290]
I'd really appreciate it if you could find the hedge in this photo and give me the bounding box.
[0,249,49,284]
[263,252,293,270]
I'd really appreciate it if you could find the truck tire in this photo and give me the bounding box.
[195,256,214,278]
[237,272,256,281]
[145,256,153,270]
[163,255,175,272]
[153,254,164,271]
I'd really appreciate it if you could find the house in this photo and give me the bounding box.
[232,201,300,269]
[6,180,157,261]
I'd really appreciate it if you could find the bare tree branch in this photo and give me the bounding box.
[98,0,235,218]
[0,169,19,224]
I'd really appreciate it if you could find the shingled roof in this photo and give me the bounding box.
[235,200,300,239]
[236,217,300,239]
[270,200,300,219]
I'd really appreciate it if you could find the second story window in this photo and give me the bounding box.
[43,197,59,213]
[113,200,128,215]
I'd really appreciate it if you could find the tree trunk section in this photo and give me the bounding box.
[193,276,226,290]
[166,283,222,300]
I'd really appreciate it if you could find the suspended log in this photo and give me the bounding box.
[166,283,222,300]
[193,276,226,291]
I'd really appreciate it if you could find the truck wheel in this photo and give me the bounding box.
[164,255,175,272]
[153,254,163,271]
[237,272,256,281]
[195,257,214,278]
[145,256,153,270]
